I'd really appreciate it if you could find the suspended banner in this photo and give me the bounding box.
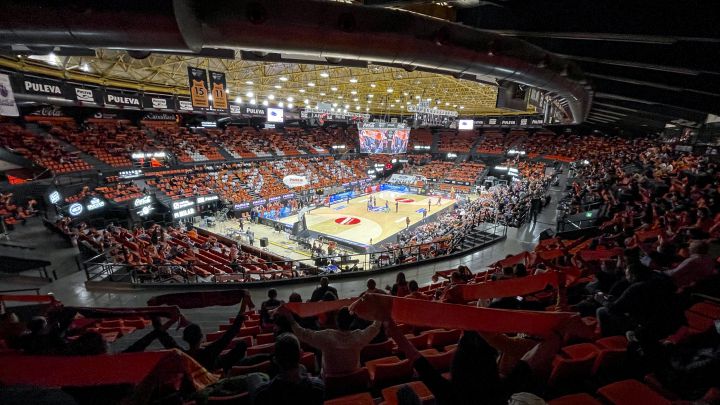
[208,70,228,112]
[409,100,457,127]
[177,98,193,112]
[68,84,100,104]
[241,106,266,117]
[187,66,209,109]
[229,104,242,115]
[0,74,19,117]
[143,94,173,110]
[104,91,142,108]
[19,75,67,97]
[475,115,544,127]
[300,107,370,123]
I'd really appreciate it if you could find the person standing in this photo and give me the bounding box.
[406,216,411,229]
[395,200,399,212]
[428,199,431,212]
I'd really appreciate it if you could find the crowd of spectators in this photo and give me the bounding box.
[0,192,37,229]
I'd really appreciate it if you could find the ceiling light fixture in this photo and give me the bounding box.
[268,94,275,100]
[320,72,329,78]
[279,76,288,82]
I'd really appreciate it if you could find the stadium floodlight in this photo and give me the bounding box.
[268,94,275,100]
[370,83,376,88]
[235,97,242,103]
[350,78,358,83]
[320,72,329,78]
[287,103,293,108]
[278,101,284,107]
[262,100,269,106]
[387,88,393,93]
[304,99,309,104]
[250,99,256,105]
[299,89,305,93]
[331,87,338,91]
[308,82,316,87]
[279,76,288,81]
[245,81,254,85]
[246,91,254,97]
[274,85,281,89]
[287,96,294,102]
[351,90,357,95]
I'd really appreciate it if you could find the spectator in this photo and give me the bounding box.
[260,289,284,330]
[310,277,338,302]
[406,280,431,300]
[596,263,684,341]
[275,306,381,377]
[158,303,250,373]
[360,278,387,296]
[251,333,325,405]
[665,240,716,289]
[387,272,410,297]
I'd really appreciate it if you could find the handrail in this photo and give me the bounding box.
[0,288,41,295]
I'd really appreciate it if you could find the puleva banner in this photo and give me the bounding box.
[187,66,209,109]
[0,73,19,117]
[208,70,228,111]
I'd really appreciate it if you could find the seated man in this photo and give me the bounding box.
[250,333,324,405]
[596,263,684,342]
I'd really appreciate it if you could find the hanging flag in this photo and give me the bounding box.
[208,70,228,112]
[0,73,19,117]
[187,66,209,109]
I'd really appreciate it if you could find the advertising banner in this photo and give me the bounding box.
[19,75,67,97]
[208,71,228,112]
[143,94,173,110]
[69,85,100,103]
[0,74,19,117]
[104,91,142,108]
[283,174,309,188]
[177,98,193,112]
[243,106,266,116]
[187,66,209,109]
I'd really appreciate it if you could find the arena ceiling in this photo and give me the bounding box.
[1,50,535,117]
[380,0,720,131]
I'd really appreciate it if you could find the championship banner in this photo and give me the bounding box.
[104,91,142,108]
[0,73,19,117]
[187,66,209,109]
[208,70,228,111]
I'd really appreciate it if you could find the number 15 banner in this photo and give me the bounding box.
[209,70,228,112]
[187,66,209,109]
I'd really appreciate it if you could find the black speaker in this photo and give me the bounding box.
[260,237,268,247]
[539,228,555,240]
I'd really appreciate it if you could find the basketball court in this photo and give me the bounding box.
[278,190,456,247]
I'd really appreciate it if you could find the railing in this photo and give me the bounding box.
[0,287,41,295]
[80,221,507,286]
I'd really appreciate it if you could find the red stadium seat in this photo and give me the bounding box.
[548,393,603,405]
[324,392,374,405]
[597,379,671,405]
[324,368,371,399]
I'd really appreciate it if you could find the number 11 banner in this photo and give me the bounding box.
[187,66,209,109]
[209,70,228,112]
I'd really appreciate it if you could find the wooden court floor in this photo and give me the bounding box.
[280,190,456,246]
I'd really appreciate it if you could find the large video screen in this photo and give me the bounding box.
[358,123,409,154]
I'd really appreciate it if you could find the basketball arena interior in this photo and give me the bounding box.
[1,1,720,404]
